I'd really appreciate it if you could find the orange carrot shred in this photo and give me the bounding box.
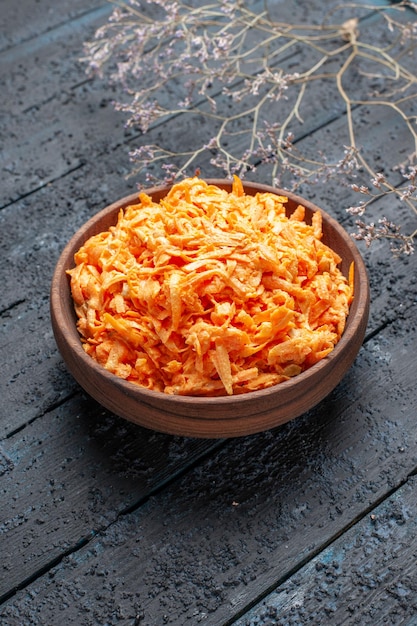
[68,177,353,396]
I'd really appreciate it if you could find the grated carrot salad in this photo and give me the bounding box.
[68,177,353,396]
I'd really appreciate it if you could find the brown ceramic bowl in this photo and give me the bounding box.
[50,180,369,438]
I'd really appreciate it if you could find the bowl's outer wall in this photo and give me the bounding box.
[50,181,370,438]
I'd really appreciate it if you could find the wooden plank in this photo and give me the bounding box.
[0,394,224,600]
[235,476,417,624]
[0,0,106,53]
[0,303,416,621]
[0,80,128,209]
[0,299,80,437]
[0,6,114,117]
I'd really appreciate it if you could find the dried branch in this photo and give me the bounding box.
[82,0,417,254]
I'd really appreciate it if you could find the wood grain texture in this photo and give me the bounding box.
[0,0,106,53]
[0,395,224,600]
[1,0,416,622]
[235,477,417,625]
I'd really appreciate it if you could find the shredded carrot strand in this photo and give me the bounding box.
[68,177,353,396]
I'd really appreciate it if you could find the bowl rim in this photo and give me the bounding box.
[51,178,370,419]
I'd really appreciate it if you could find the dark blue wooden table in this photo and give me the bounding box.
[1,1,417,624]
